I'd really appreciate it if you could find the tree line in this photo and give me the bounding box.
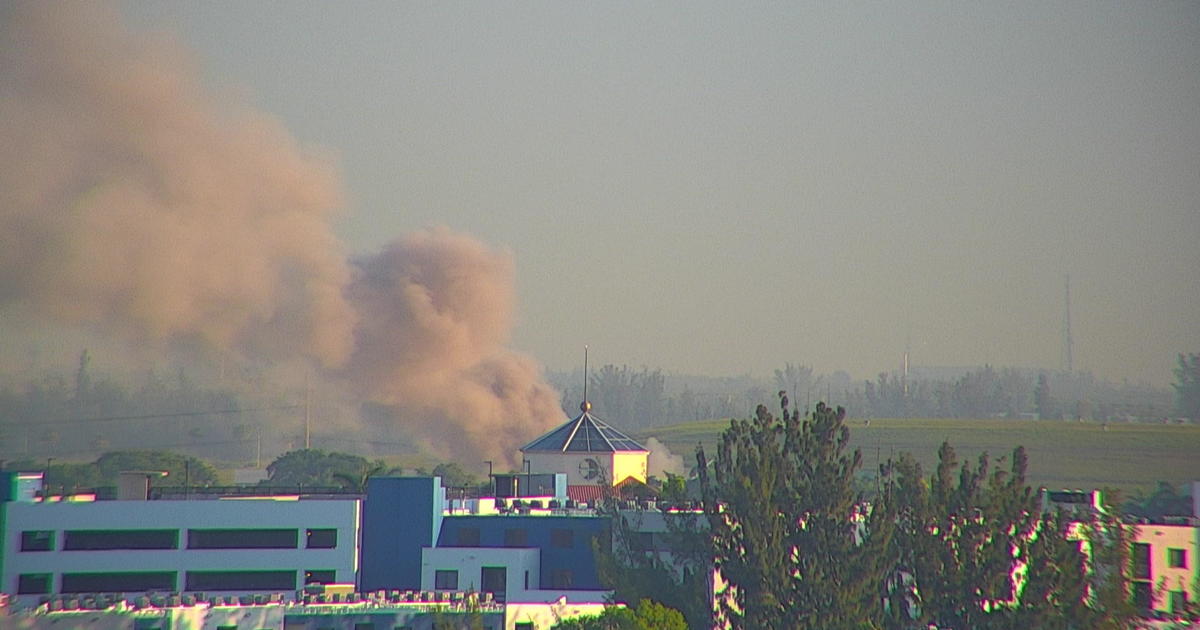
[7,448,479,496]
[599,394,1141,629]
[550,361,1179,429]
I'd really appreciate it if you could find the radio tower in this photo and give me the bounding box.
[1062,274,1073,373]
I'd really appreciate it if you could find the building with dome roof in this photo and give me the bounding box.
[520,401,648,502]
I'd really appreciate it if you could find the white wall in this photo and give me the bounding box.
[421,547,539,601]
[3,497,360,605]
[524,453,612,486]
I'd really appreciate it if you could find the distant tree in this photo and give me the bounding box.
[21,450,220,492]
[432,462,478,489]
[263,449,369,487]
[94,450,218,486]
[697,396,893,629]
[773,364,815,411]
[74,349,92,402]
[587,364,666,429]
[332,460,399,492]
[1173,353,1200,420]
[1123,481,1193,520]
[1034,372,1055,419]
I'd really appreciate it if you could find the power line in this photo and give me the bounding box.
[3,405,301,428]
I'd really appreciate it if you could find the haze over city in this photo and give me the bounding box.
[3,2,1197,398]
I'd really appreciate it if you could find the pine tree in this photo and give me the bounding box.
[697,395,892,629]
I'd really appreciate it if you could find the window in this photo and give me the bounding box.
[551,569,573,589]
[515,624,534,630]
[503,528,527,547]
[17,574,51,594]
[1132,581,1153,611]
[304,570,337,585]
[551,528,574,548]
[434,570,458,590]
[185,570,296,591]
[20,530,54,552]
[1170,590,1188,613]
[455,527,480,546]
[1168,547,1188,569]
[188,529,298,549]
[631,532,655,551]
[1131,542,1151,580]
[64,529,178,550]
[61,572,176,593]
[306,528,337,549]
[481,567,506,602]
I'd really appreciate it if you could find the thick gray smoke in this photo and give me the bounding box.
[0,4,561,466]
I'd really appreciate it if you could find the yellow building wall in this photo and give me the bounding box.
[1134,523,1198,613]
[611,451,648,485]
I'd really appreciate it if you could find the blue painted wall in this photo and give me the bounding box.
[360,477,443,591]
[436,515,609,590]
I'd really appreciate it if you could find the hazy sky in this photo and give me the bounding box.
[116,2,1197,386]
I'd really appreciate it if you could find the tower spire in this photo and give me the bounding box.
[581,345,591,413]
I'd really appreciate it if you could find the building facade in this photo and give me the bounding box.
[1,477,361,608]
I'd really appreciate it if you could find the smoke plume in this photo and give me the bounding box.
[0,3,561,466]
[645,437,687,478]
[341,230,563,464]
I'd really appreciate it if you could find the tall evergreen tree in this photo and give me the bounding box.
[697,396,892,629]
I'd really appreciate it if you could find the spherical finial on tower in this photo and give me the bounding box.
[580,400,591,413]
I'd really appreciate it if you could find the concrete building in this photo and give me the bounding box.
[359,476,610,608]
[0,472,361,609]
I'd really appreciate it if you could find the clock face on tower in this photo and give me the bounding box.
[578,457,601,481]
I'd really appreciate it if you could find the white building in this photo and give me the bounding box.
[1,480,360,608]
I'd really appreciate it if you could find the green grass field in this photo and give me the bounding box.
[636,417,1200,496]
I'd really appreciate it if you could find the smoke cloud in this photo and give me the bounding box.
[341,230,563,464]
[645,437,687,478]
[0,4,560,466]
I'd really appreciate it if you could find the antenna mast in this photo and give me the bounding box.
[581,345,590,412]
[1063,274,1074,373]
